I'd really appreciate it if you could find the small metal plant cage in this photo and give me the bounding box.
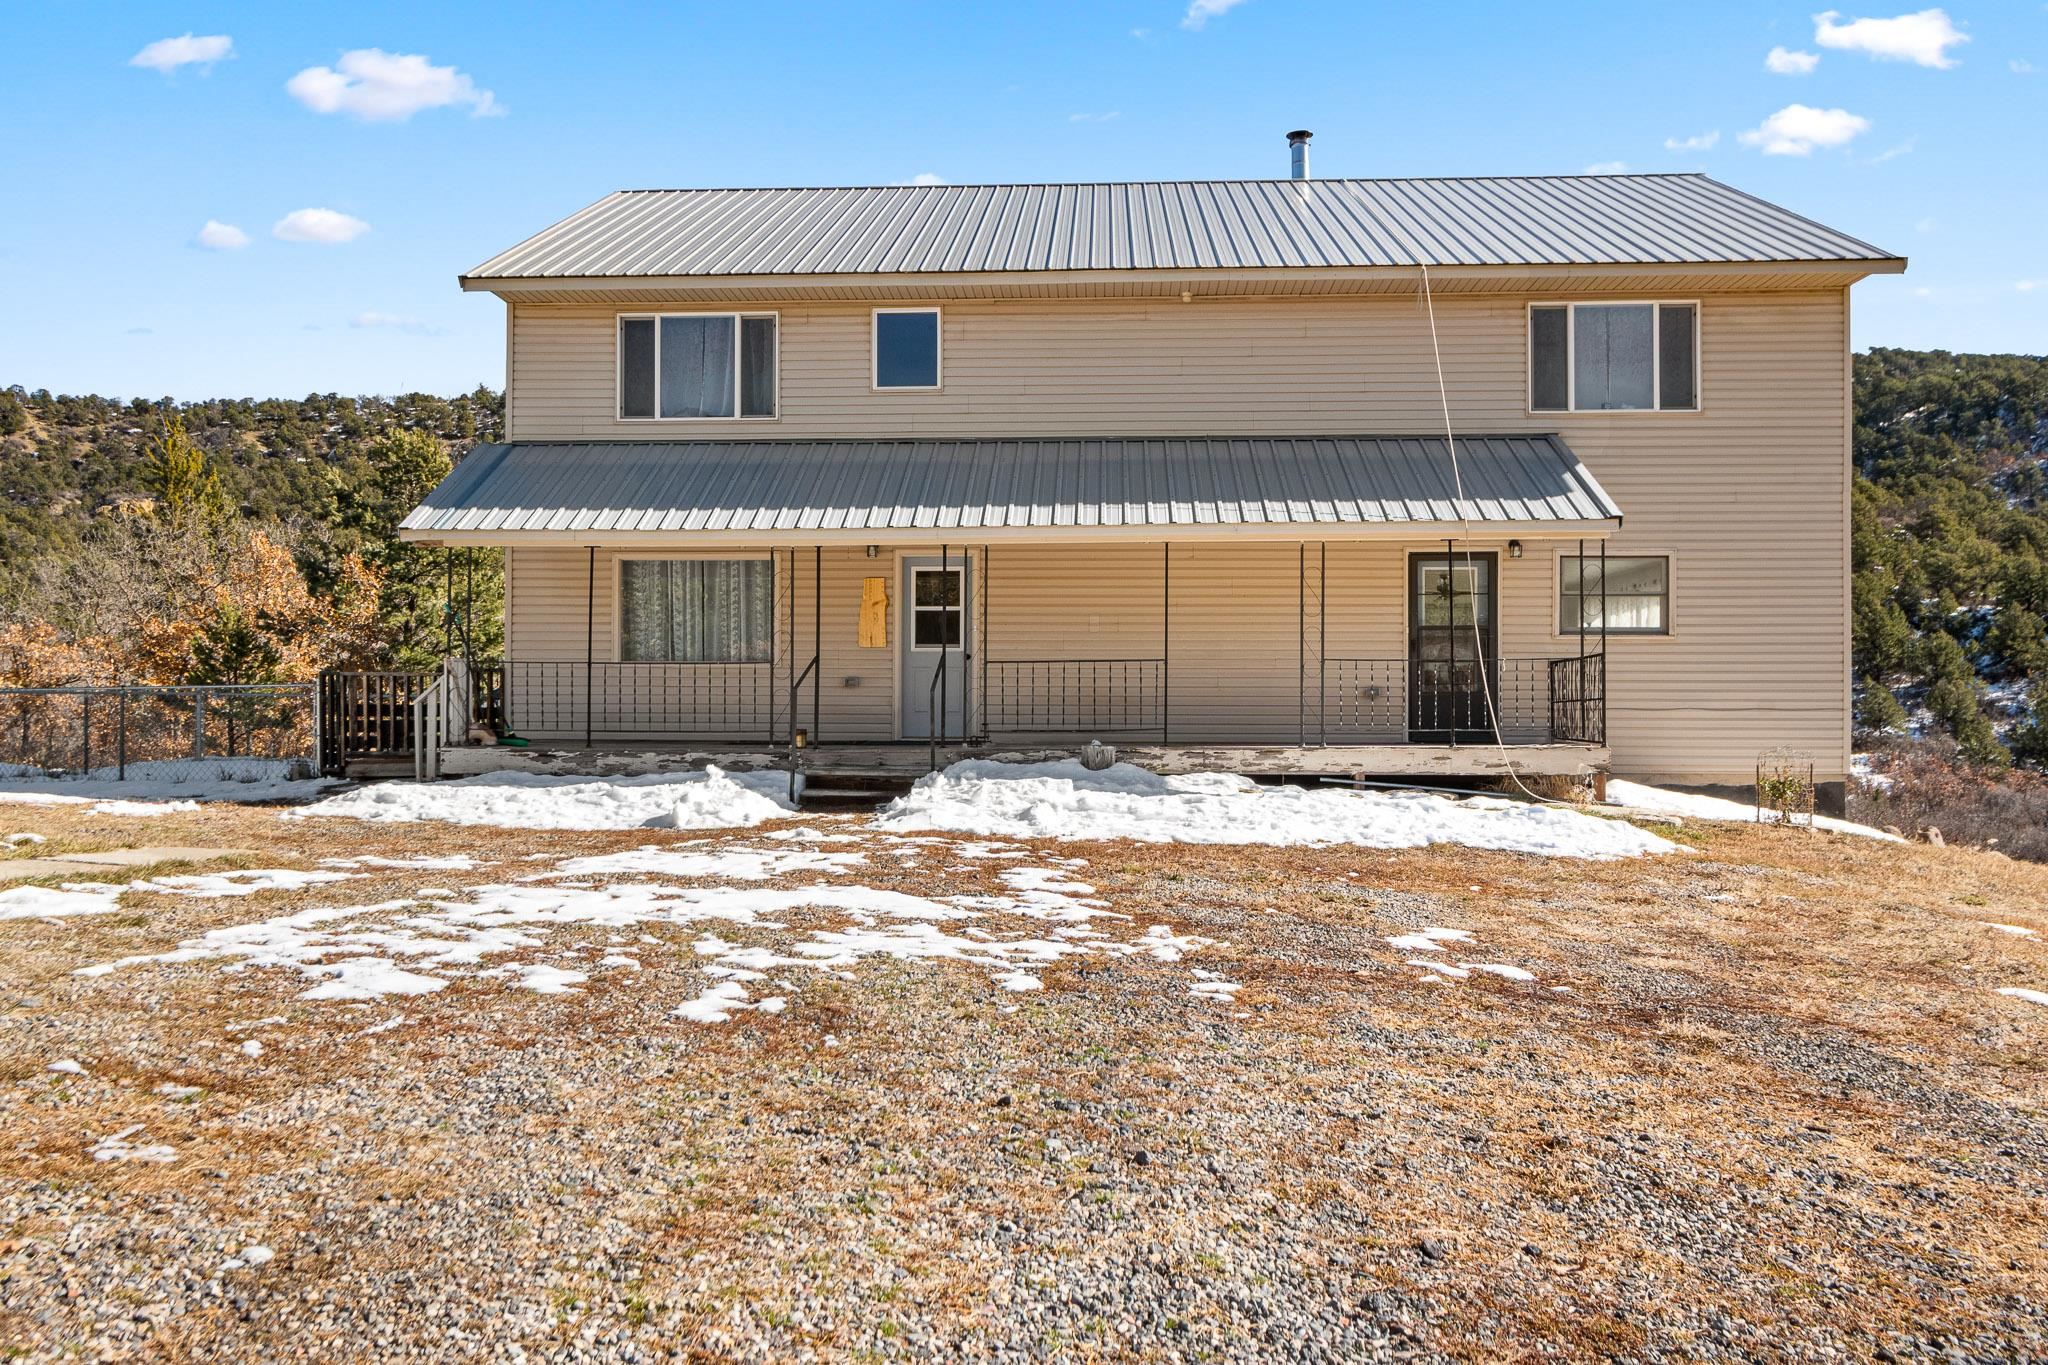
[1755,748,1817,830]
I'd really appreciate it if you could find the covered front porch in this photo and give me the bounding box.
[388,433,1623,784]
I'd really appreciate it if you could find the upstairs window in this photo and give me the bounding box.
[873,308,941,389]
[618,313,777,420]
[1529,303,1697,412]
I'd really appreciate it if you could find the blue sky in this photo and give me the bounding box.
[2,0,2041,400]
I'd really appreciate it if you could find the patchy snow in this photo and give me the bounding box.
[4,832,46,846]
[240,1039,264,1058]
[878,760,1675,859]
[91,1125,177,1163]
[1850,753,1895,793]
[1386,926,1476,953]
[538,844,863,881]
[299,958,449,1001]
[287,765,797,830]
[0,883,124,922]
[1606,779,1902,842]
[132,869,357,898]
[0,760,335,808]
[1985,923,2039,938]
[47,1058,86,1075]
[155,1083,203,1100]
[1462,962,1538,982]
[508,963,587,994]
[320,854,482,871]
[994,970,1043,992]
[1190,969,1242,1003]
[1997,986,2048,1007]
[222,1244,274,1271]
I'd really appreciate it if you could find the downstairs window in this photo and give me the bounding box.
[619,558,774,662]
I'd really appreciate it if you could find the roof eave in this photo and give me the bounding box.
[458,256,1905,297]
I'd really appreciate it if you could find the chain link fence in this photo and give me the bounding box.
[0,684,318,784]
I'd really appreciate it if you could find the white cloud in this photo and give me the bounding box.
[1868,139,1915,163]
[904,173,946,186]
[193,220,250,250]
[1663,130,1721,152]
[1130,26,1152,39]
[2014,59,2037,74]
[1813,8,1968,68]
[1738,104,1871,155]
[286,49,502,121]
[1069,111,1121,123]
[1582,161,1629,175]
[2015,280,2041,292]
[129,33,233,73]
[1766,45,1822,74]
[1182,0,1250,29]
[273,208,370,244]
[352,311,447,336]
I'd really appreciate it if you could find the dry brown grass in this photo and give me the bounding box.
[1,798,2045,1359]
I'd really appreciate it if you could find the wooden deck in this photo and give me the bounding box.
[435,739,1610,783]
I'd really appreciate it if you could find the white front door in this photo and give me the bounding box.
[900,556,970,739]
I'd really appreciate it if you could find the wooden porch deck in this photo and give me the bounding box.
[435,739,1610,783]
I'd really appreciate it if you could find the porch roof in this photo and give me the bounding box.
[398,434,1622,545]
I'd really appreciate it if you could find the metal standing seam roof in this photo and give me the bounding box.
[464,176,1898,282]
[399,435,1622,539]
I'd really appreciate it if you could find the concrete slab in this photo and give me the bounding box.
[0,846,253,882]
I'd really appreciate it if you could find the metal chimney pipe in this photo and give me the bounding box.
[1286,129,1312,180]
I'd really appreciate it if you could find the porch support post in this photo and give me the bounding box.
[1577,537,1587,744]
[464,548,475,664]
[1600,536,1609,743]
[813,546,822,744]
[584,545,595,749]
[1298,542,1306,748]
[1445,536,1457,748]
[1318,542,1328,747]
[444,550,454,657]
[979,544,990,741]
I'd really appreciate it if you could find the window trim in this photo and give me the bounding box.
[615,311,780,422]
[906,565,966,653]
[871,307,943,391]
[611,551,777,663]
[1526,301,1700,415]
[1550,548,1677,641]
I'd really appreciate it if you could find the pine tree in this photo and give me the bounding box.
[143,415,231,525]
[1855,677,1910,735]
[1926,675,2011,767]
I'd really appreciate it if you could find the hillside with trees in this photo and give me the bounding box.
[0,385,503,690]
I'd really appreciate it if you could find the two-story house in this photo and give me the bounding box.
[400,140,1902,813]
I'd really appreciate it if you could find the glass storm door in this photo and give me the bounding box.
[899,557,970,739]
[1408,552,1498,743]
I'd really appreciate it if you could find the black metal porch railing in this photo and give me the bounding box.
[984,659,1166,738]
[497,660,776,743]
[1547,652,1607,745]
[1320,657,1605,745]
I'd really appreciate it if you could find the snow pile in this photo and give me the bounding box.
[539,844,863,881]
[287,766,796,830]
[0,759,335,808]
[1389,923,1543,987]
[878,760,1675,859]
[91,1126,177,1163]
[1998,986,2048,1007]
[1606,780,1902,842]
[48,1058,87,1075]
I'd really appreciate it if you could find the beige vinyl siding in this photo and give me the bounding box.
[498,288,1850,785]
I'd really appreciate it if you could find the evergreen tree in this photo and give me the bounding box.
[1855,677,1910,735]
[143,415,231,525]
[1925,675,2011,767]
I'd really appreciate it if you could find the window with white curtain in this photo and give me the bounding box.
[618,313,777,420]
[1558,555,1670,635]
[619,559,774,662]
[1529,303,1698,412]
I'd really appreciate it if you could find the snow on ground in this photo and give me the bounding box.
[538,844,863,882]
[877,760,1676,859]
[1985,923,2040,938]
[1998,987,2048,1007]
[1606,779,1903,842]
[48,1058,86,1075]
[4,832,46,846]
[0,759,336,809]
[287,766,796,830]
[1,884,124,922]
[90,1126,177,1163]
[1850,753,1895,793]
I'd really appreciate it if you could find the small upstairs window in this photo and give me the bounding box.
[1529,303,1697,412]
[618,313,777,420]
[873,308,941,389]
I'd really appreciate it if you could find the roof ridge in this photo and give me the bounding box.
[608,174,1713,194]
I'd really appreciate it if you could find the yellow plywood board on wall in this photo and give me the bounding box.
[859,576,889,648]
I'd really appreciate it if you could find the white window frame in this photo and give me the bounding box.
[616,311,780,422]
[611,551,777,662]
[1550,548,1677,641]
[1526,301,1700,414]
[872,307,943,391]
[906,564,965,653]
